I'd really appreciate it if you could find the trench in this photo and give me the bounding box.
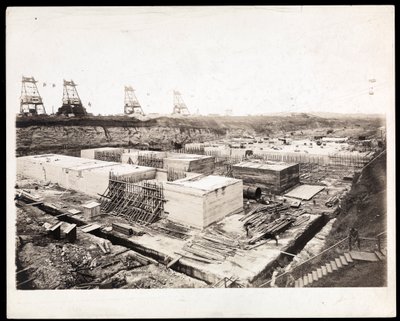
[15,243,35,289]
[18,196,216,285]
[18,195,332,287]
[251,213,330,287]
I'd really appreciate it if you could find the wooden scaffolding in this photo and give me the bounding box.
[100,173,165,225]
[94,150,122,163]
[137,154,164,168]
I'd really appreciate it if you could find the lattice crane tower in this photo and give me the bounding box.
[57,80,87,116]
[20,76,46,115]
[124,86,145,115]
[172,90,190,115]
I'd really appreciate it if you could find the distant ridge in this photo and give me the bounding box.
[308,112,385,119]
[257,111,385,119]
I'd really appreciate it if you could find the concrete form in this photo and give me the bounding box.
[120,149,215,174]
[164,175,243,229]
[121,150,167,164]
[232,161,300,194]
[163,153,215,175]
[80,147,124,159]
[17,154,156,197]
[284,184,325,200]
[82,201,101,220]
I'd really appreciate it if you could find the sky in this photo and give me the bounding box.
[6,6,394,116]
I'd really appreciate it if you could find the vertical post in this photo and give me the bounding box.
[377,235,381,252]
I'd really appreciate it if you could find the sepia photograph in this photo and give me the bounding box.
[6,5,395,318]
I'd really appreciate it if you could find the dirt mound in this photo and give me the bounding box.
[335,151,387,237]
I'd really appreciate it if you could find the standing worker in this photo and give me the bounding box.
[272,234,279,246]
[349,227,360,250]
[245,224,251,238]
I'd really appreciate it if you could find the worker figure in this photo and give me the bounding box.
[313,199,316,206]
[272,234,279,246]
[285,274,295,287]
[245,200,250,209]
[245,224,251,238]
[349,227,360,250]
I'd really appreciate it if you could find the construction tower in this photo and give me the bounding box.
[20,76,46,115]
[56,80,87,116]
[172,90,190,115]
[124,86,145,115]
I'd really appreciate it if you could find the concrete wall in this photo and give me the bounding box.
[203,180,243,227]
[162,158,190,172]
[17,154,156,198]
[163,176,243,229]
[121,150,167,164]
[279,164,300,192]
[187,156,215,175]
[163,154,215,175]
[163,184,205,229]
[232,163,299,194]
[81,147,124,159]
[232,165,281,193]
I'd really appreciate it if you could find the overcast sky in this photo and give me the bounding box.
[6,6,394,116]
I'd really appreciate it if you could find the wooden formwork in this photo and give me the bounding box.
[94,150,122,163]
[100,172,165,225]
[137,154,164,168]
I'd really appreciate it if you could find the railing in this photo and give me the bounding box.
[259,229,387,287]
[357,231,387,252]
[212,276,242,288]
[259,236,350,288]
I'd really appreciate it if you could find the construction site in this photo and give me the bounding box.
[14,91,388,289]
[7,6,395,319]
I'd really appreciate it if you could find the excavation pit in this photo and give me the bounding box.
[16,179,339,287]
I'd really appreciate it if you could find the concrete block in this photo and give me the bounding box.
[232,160,299,194]
[83,201,101,220]
[164,175,243,229]
[64,224,77,242]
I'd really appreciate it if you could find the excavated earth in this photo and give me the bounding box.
[15,114,384,156]
[16,204,207,289]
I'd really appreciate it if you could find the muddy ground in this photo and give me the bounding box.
[15,204,207,289]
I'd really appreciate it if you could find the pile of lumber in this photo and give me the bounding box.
[180,230,239,263]
[292,214,310,227]
[248,218,294,244]
[152,222,190,240]
[325,194,339,207]
[240,202,295,245]
[240,202,290,230]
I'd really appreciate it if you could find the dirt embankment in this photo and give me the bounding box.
[15,204,207,289]
[329,150,387,238]
[295,151,387,287]
[15,114,384,156]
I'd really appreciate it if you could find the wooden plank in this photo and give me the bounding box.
[335,257,343,268]
[321,265,327,276]
[344,252,353,263]
[307,273,313,284]
[97,242,108,254]
[339,255,348,266]
[374,251,385,261]
[349,251,379,262]
[303,275,308,286]
[81,224,102,233]
[174,251,214,264]
[167,256,182,268]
